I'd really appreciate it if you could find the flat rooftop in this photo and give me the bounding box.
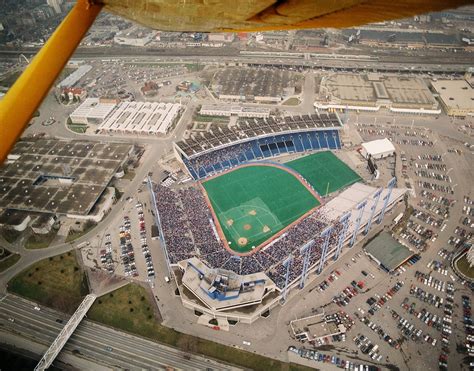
[431,79,474,115]
[0,138,132,215]
[319,73,438,108]
[364,232,414,271]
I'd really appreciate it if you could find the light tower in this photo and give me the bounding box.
[281,254,293,303]
[334,211,352,261]
[317,225,334,274]
[364,188,383,235]
[350,199,368,247]
[377,177,397,224]
[299,240,315,289]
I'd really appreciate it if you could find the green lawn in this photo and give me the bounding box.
[0,253,21,273]
[282,97,301,106]
[25,231,57,249]
[455,254,474,280]
[287,151,361,196]
[8,252,89,313]
[202,165,319,252]
[89,283,313,371]
[1,228,22,243]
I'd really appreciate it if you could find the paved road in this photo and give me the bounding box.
[0,294,240,371]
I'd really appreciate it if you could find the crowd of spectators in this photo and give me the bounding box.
[154,183,350,289]
[189,142,254,173]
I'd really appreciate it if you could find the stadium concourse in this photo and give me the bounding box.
[148,110,407,322]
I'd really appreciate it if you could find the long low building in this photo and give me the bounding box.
[200,104,270,118]
[431,79,474,117]
[315,73,440,115]
[98,102,182,135]
[70,98,118,125]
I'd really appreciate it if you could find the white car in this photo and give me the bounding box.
[34,306,41,311]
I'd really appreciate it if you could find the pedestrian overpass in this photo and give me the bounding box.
[35,294,96,371]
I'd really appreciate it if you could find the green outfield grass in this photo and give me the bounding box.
[202,165,319,253]
[287,151,361,196]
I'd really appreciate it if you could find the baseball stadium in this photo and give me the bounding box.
[149,113,406,323]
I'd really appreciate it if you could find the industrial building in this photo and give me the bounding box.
[200,104,270,118]
[57,64,92,88]
[114,27,157,46]
[364,232,414,272]
[360,138,396,159]
[69,98,118,125]
[98,101,182,135]
[431,79,474,117]
[0,138,133,218]
[210,67,300,103]
[315,73,440,114]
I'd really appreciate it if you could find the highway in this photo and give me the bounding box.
[0,294,240,371]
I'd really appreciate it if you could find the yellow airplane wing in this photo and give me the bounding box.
[0,0,471,163]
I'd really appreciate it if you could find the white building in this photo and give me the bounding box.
[57,64,92,88]
[361,138,395,159]
[98,101,182,135]
[200,104,270,118]
[69,98,118,125]
[47,0,62,14]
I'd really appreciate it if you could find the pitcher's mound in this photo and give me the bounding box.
[226,219,234,226]
[262,225,270,233]
[248,209,257,216]
[238,237,248,246]
[243,224,252,230]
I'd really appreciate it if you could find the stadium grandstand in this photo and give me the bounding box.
[150,123,405,323]
[174,112,342,179]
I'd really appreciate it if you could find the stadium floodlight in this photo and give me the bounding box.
[377,177,397,224]
[299,240,315,289]
[281,254,293,303]
[317,225,334,274]
[364,188,383,235]
[334,211,352,261]
[350,199,368,247]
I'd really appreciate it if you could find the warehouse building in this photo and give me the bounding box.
[200,104,270,118]
[70,98,118,125]
[315,73,440,115]
[360,138,395,159]
[431,79,474,117]
[98,101,182,135]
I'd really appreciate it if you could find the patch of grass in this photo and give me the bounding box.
[0,253,20,273]
[282,97,301,106]
[89,283,313,371]
[65,220,97,243]
[122,170,135,180]
[8,252,89,313]
[67,124,88,133]
[194,114,228,123]
[1,228,22,244]
[25,230,57,249]
[88,284,180,346]
[455,254,474,280]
